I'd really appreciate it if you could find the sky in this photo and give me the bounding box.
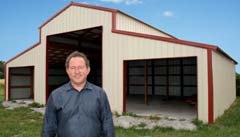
[0,0,239,72]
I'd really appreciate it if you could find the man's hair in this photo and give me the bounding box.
[65,51,90,68]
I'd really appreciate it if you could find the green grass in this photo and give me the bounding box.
[0,106,43,137]
[0,79,4,102]
[1,82,240,136]
[0,80,43,137]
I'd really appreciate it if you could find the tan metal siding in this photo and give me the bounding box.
[41,6,112,38]
[116,13,172,38]
[6,3,114,104]
[212,51,236,120]
[102,33,209,122]
[40,6,114,106]
[5,44,46,104]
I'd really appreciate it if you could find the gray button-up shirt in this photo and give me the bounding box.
[42,82,115,137]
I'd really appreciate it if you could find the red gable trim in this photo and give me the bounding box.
[38,2,237,64]
[39,2,175,38]
[5,2,237,68]
[115,10,176,39]
[5,42,40,64]
[111,12,237,64]
[39,2,117,29]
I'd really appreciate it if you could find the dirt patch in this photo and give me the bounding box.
[114,115,197,130]
[2,99,197,130]
[0,79,4,85]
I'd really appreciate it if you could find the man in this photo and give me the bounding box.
[42,51,115,137]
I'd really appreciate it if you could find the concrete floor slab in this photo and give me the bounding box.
[126,95,197,120]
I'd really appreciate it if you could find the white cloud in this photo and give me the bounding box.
[99,0,142,5]
[163,10,174,17]
[100,0,124,4]
[81,1,89,4]
[126,0,142,5]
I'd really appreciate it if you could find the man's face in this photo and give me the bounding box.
[66,57,90,87]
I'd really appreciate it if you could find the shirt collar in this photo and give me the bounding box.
[66,81,93,92]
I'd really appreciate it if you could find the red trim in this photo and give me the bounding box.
[112,12,117,33]
[39,1,176,39]
[5,43,40,64]
[108,5,175,38]
[5,29,42,67]
[109,4,236,64]
[45,38,49,103]
[113,29,218,50]
[124,56,197,62]
[38,2,231,59]
[39,4,71,29]
[71,2,117,12]
[5,2,236,66]
[101,28,103,88]
[207,49,214,124]
[111,4,217,50]
[39,2,117,29]
[4,2,236,109]
[6,2,235,68]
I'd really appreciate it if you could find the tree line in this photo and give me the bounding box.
[0,61,4,79]
[237,72,240,96]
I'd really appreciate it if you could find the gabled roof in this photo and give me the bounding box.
[38,2,237,64]
[39,2,176,39]
[7,2,237,64]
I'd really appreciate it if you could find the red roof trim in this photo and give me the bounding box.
[6,2,237,66]
[38,2,236,64]
[5,42,40,64]
[71,2,117,12]
[111,12,237,64]
[113,29,217,49]
[39,2,117,29]
[39,3,72,29]
[116,10,176,39]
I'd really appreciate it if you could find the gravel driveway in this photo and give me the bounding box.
[2,100,196,130]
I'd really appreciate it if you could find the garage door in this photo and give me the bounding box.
[9,66,34,99]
